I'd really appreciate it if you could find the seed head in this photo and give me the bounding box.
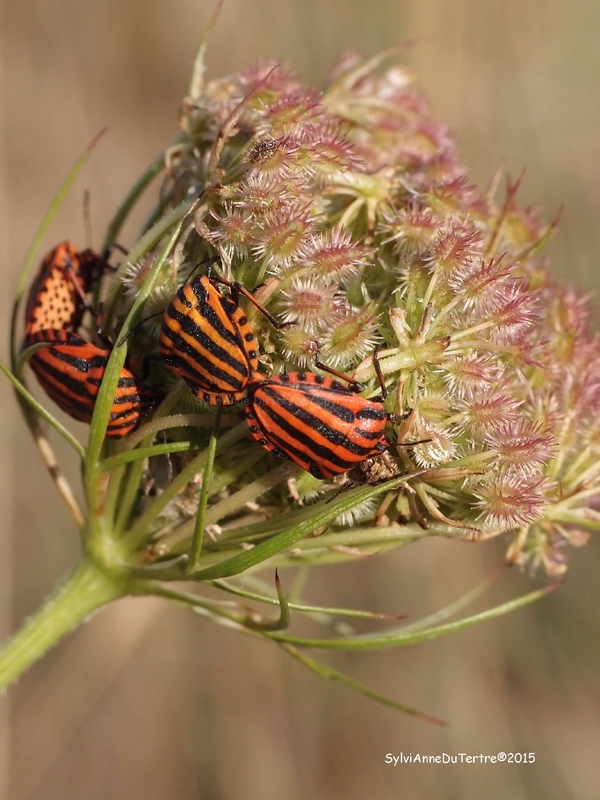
[474,475,546,532]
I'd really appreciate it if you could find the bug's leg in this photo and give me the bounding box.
[117,311,166,346]
[312,346,364,393]
[326,480,357,503]
[93,301,115,348]
[137,352,163,382]
[212,275,296,330]
[102,242,128,260]
[371,347,387,401]
[201,256,221,281]
[65,261,98,321]
[389,409,432,447]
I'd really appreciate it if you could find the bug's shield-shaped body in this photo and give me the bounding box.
[159,275,260,406]
[24,242,107,341]
[245,372,389,479]
[28,329,154,438]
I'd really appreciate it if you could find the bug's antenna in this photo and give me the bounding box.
[83,190,93,249]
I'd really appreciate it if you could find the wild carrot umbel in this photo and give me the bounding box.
[0,40,594,710]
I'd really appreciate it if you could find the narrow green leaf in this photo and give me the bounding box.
[188,0,224,99]
[281,644,446,724]
[123,412,219,450]
[212,579,398,619]
[396,565,504,634]
[244,571,291,631]
[100,440,196,471]
[266,583,560,650]
[188,408,222,574]
[0,357,85,458]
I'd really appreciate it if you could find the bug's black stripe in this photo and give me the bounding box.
[170,284,252,360]
[187,275,210,305]
[86,375,138,390]
[29,329,83,346]
[110,391,143,406]
[27,328,148,438]
[188,279,249,348]
[87,354,111,371]
[42,344,93,375]
[42,388,92,421]
[258,382,366,438]
[262,380,388,443]
[108,408,138,422]
[163,354,246,394]
[35,359,144,432]
[353,426,388,441]
[31,347,144,428]
[107,418,139,431]
[261,412,368,470]
[34,376,95,418]
[264,380,386,426]
[356,406,388,421]
[41,386,91,420]
[86,372,145,407]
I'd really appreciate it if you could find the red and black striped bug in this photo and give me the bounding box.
[27,329,155,438]
[244,370,389,480]
[159,272,285,406]
[24,241,111,342]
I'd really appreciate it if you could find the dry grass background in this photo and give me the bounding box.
[1,1,600,797]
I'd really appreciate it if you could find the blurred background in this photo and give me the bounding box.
[1,1,600,797]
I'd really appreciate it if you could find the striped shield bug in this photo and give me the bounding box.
[159,272,286,406]
[26,329,155,438]
[244,371,389,479]
[24,242,111,342]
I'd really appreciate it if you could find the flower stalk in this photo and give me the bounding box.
[0,557,126,692]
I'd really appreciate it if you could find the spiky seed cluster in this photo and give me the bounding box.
[109,53,600,577]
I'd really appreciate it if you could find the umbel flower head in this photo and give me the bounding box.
[1,40,595,710]
[121,50,595,579]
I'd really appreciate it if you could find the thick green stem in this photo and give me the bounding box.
[0,557,126,691]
